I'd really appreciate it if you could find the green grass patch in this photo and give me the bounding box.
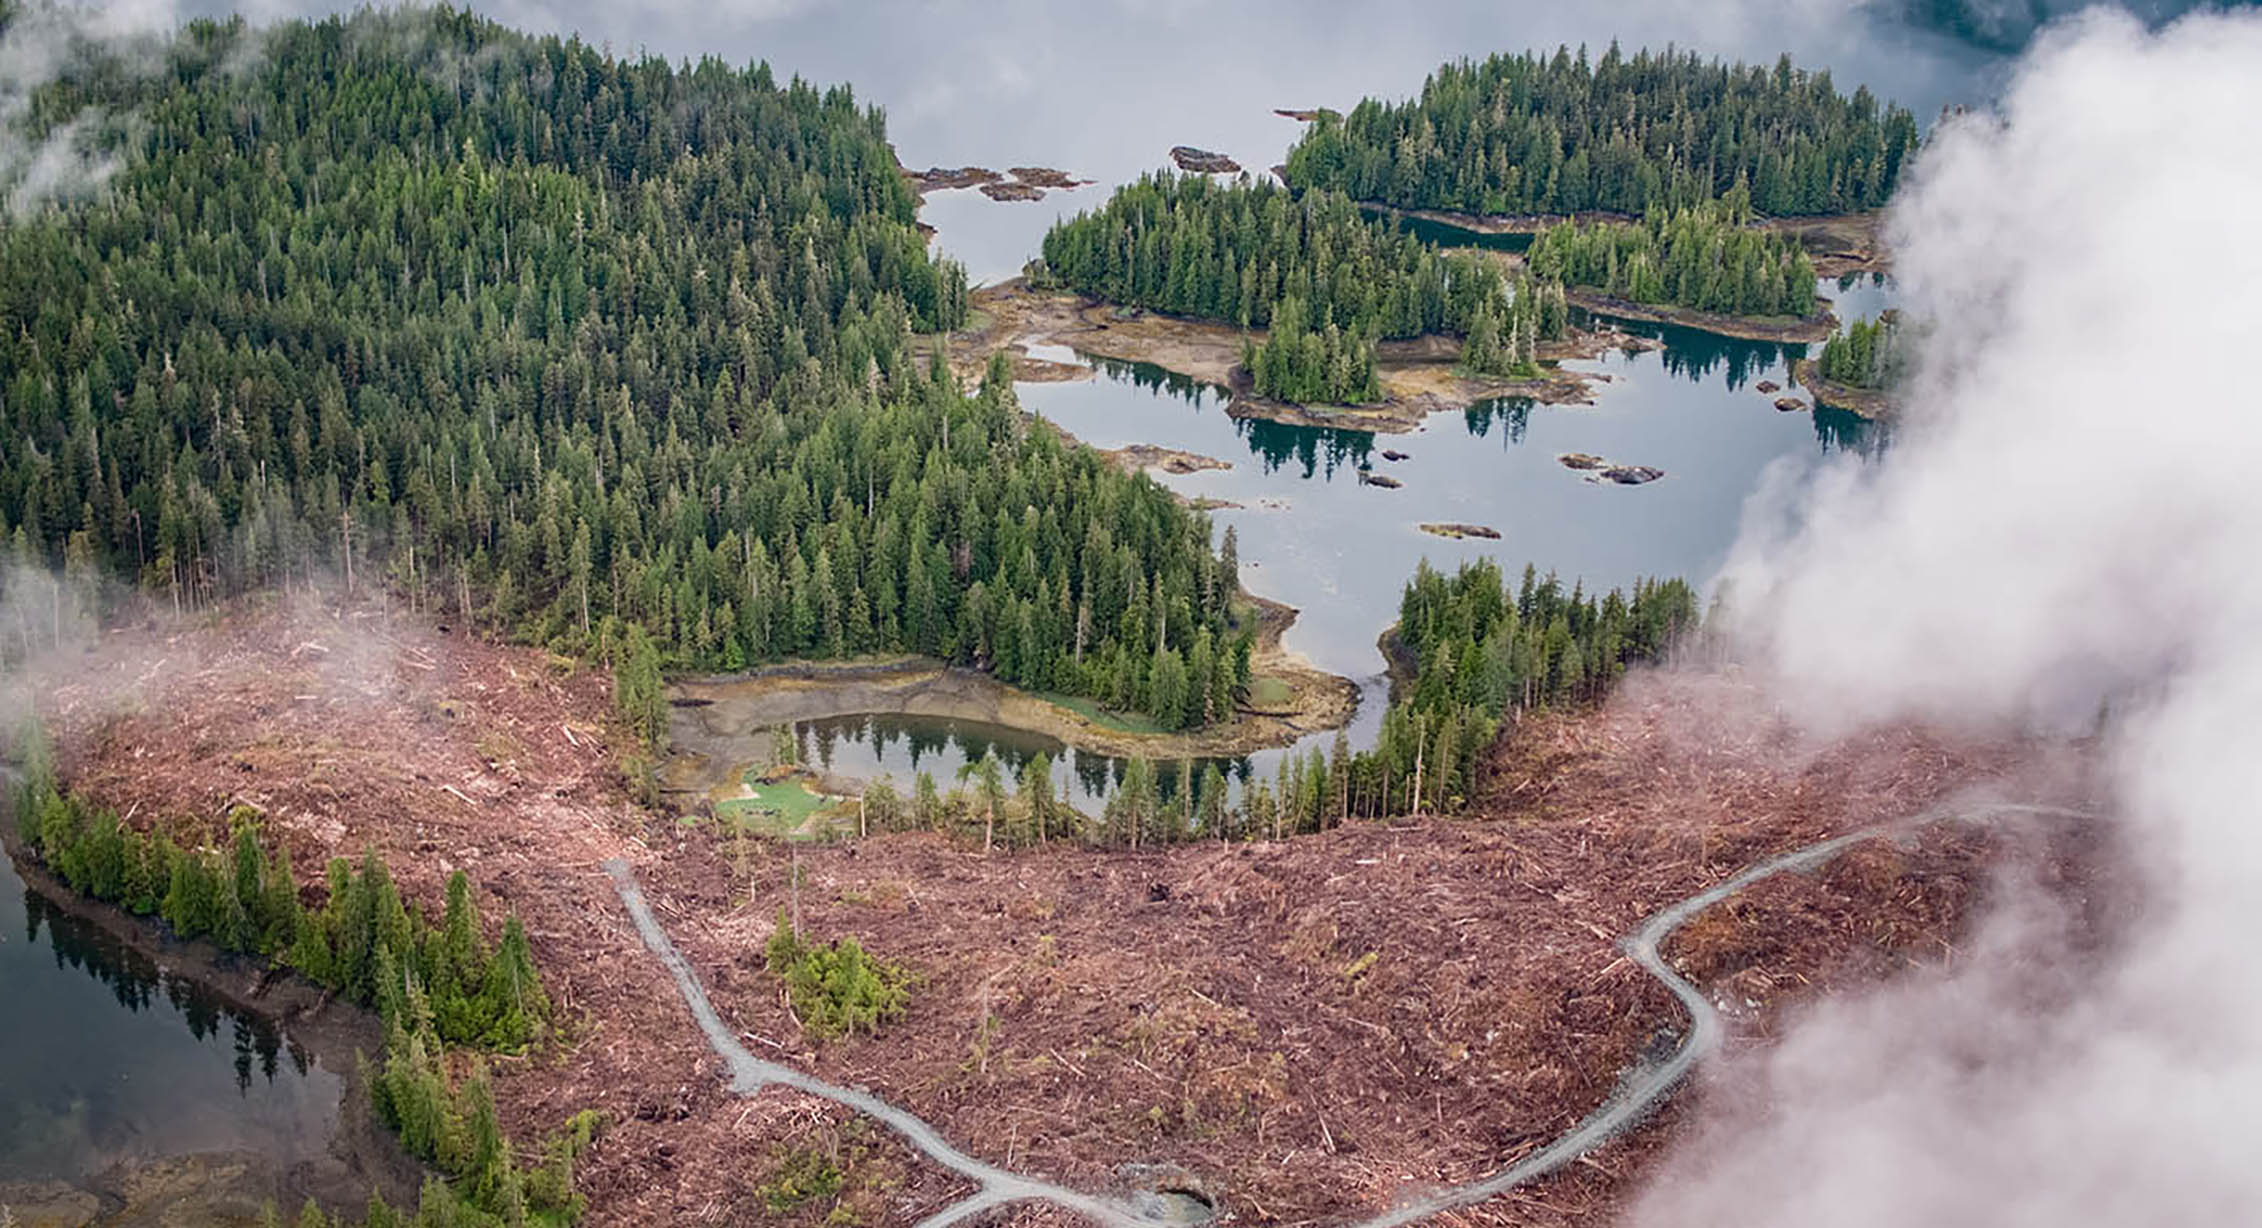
[717,778,837,838]
[1245,676,1294,709]
[1034,690,1171,735]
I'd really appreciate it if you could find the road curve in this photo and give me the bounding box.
[607,802,2085,1226]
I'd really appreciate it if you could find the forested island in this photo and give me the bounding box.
[1283,43,1918,220]
[0,6,1250,732]
[1795,313,1902,416]
[1032,172,1570,403]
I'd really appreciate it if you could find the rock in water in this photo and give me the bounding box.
[1755,379,1781,394]
[979,180,1045,201]
[1774,396,1808,413]
[1170,146,1241,174]
[1599,465,1665,485]
[1558,452,1609,470]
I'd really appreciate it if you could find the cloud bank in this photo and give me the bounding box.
[1649,8,2262,1225]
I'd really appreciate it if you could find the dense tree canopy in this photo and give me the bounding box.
[0,7,1246,726]
[1527,197,1819,319]
[1817,313,1902,389]
[1036,173,1569,403]
[1284,43,1919,218]
[1035,172,1507,339]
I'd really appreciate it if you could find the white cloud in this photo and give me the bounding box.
[1645,9,2262,1226]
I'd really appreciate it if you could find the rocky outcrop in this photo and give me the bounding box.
[1171,146,1241,174]
[1421,522,1501,540]
[1599,465,1666,485]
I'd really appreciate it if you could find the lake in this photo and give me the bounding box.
[0,847,342,1188]
[766,280,1883,808]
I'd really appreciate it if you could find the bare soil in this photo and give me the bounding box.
[33,603,2104,1228]
[1102,443,1232,476]
[25,595,970,1225]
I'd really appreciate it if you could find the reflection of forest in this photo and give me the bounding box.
[20,883,313,1093]
[797,713,1254,806]
[1080,354,1378,478]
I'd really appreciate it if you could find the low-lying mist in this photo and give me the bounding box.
[1640,9,2262,1225]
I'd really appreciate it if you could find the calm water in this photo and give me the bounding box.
[0,849,344,1184]
[766,279,1882,805]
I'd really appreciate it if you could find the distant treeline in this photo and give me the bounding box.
[1283,44,1918,219]
[1527,198,1819,319]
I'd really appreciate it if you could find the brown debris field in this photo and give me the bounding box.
[30,602,2106,1227]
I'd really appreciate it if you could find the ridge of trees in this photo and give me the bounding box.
[1526,196,1819,319]
[1283,43,1918,218]
[0,8,1252,729]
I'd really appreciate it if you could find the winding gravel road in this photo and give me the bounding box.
[606,801,2083,1226]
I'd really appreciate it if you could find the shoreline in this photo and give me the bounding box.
[0,832,428,1220]
[1791,357,1895,419]
[661,590,1358,800]
[1567,287,1839,344]
[1351,201,1891,276]
[944,279,1656,435]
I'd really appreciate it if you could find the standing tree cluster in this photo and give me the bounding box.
[1241,295,1380,404]
[1527,196,1819,319]
[1459,276,1570,378]
[1034,173,1510,340]
[1284,43,1918,218]
[1817,312,1902,389]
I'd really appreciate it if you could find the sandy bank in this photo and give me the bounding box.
[1791,357,1895,419]
[1566,287,1839,343]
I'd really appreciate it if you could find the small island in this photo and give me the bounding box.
[1105,443,1232,475]
[1793,313,1901,418]
[1421,522,1502,540]
[1003,172,1612,424]
[1527,197,1837,342]
[1559,453,1664,484]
